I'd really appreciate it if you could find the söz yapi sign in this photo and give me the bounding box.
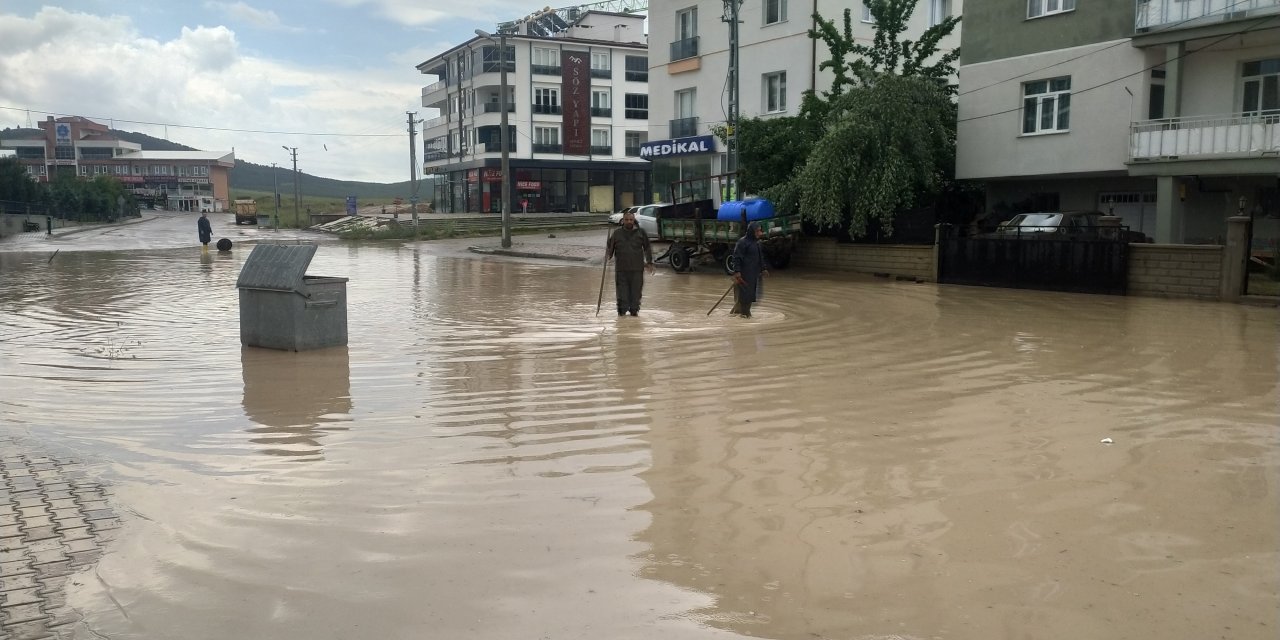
[639,136,717,160]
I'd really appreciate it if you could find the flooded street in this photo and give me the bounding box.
[0,231,1277,639]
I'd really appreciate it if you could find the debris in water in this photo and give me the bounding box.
[1101,437,1114,445]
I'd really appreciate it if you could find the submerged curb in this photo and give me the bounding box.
[467,246,590,262]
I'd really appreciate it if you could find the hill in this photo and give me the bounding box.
[0,126,416,199]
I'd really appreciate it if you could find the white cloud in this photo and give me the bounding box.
[0,7,422,183]
[324,0,533,28]
[203,1,307,33]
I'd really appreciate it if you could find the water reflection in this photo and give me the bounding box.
[240,346,351,460]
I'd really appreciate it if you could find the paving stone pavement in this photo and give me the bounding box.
[1,435,121,640]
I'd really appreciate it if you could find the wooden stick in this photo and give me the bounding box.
[707,283,735,316]
[595,228,610,316]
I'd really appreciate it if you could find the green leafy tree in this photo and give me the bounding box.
[810,0,961,97]
[0,157,41,205]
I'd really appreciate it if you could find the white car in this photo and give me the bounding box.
[633,203,668,236]
[609,206,638,225]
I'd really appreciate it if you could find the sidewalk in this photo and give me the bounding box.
[467,228,614,264]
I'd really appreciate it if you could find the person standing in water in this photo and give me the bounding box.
[605,210,654,316]
[198,212,213,253]
[731,222,768,318]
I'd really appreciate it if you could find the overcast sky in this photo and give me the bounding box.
[0,1,552,183]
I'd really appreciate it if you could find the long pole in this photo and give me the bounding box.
[283,146,299,226]
[271,162,279,230]
[596,227,610,316]
[707,283,735,316]
[408,111,421,231]
[724,0,741,202]
[499,31,512,249]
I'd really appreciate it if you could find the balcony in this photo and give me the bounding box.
[421,81,448,107]
[626,70,648,82]
[669,117,699,138]
[590,145,613,155]
[591,107,612,117]
[625,145,642,157]
[482,102,515,113]
[533,104,563,115]
[1135,0,1280,32]
[532,143,563,153]
[591,68,612,79]
[422,115,448,130]
[483,141,517,153]
[670,37,700,62]
[531,64,562,76]
[424,150,451,162]
[1129,112,1280,161]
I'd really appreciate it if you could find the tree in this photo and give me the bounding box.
[0,157,41,205]
[810,0,961,97]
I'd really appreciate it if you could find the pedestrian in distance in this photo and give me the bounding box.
[731,222,768,318]
[198,211,212,253]
[605,210,654,316]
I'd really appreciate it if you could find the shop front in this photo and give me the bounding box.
[640,135,721,204]
[428,162,650,213]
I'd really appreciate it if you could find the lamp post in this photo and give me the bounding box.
[282,146,299,226]
[271,162,280,230]
[475,28,512,248]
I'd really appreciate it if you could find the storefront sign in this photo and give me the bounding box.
[55,123,71,144]
[177,177,209,184]
[482,168,503,183]
[639,135,717,160]
[516,180,541,190]
[561,50,589,156]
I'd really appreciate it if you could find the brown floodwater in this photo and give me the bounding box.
[0,242,1276,640]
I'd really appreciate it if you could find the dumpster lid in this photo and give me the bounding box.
[236,243,318,295]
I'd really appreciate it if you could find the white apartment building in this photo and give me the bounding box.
[647,0,961,203]
[956,0,1279,245]
[416,11,652,213]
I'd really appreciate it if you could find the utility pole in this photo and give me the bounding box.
[271,162,280,230]
[281,146,299,226]
[407,111,422,230]
[723,0,742,202]
[476,28,513,248]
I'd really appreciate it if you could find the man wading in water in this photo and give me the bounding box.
[605,210,654,316]
[731,221,768,318]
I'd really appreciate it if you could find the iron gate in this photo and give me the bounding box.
[938,225,1131,295]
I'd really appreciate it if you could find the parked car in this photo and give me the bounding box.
[608,206,638,225]
[632,203,667,236]
[993,211,1150,242]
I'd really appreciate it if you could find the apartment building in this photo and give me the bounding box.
[956,0,1280,244]
[416,11,652,213]
[0,116,235,212]
[647,0,961,203]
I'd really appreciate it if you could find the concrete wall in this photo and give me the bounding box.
[0,213,72,238]
[793,238,935,281]
[959,0,1132,65]
[1128,244,1224,299]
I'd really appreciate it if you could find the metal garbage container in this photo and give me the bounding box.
[236,243,348,351]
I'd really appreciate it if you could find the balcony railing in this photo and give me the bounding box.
[532,143,563,153]
[1135,0,1280,31]
[626,70,648,82]
[483,141,517,153]
[591,107,612,117]
[625,145,642,157]
[533,104,563,115]
[591,68,612,79]
[421,80,446,95]
[670,117,699,138]
[670,37,700,61]
[531,64,562,76]
[1129,112,1280,161]
[590,145,613,155]
[424,150,450,162]
[482,102,515,113]
[422,115,448,129]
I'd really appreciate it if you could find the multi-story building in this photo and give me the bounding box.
[957,0,1279,244]
[416,10,652,213]
[0,116,236,212]
[647,0,961,202]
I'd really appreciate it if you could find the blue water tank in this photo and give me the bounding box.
[716,198,776,222]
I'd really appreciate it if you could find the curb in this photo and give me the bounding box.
[49,214,160,239]
[467,246,589,262]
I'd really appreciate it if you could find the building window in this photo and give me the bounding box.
[480,45,515,73]
[861,2,873,23]
[1241,58,1280,117]
[592,90,612,117]
[624,93,649,119]
[624,131,647,156]
[765,0,787,24]
[763,72,786,113]
[54,145,74,160]
[1023,77,1071,134]
[532,47,560,75]
[675,88,696,119]
[1027,0,1075,19]
[591,51,611,78]
[534,87,561,114]
[533,126,561,153]
[676,7,697,39]
[591,129,611,154]
[929,0,951,25]
[625,55,648,82]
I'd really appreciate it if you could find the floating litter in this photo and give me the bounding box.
[1100,438,1114,445]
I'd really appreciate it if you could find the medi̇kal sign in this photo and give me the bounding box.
[638,135,717,160]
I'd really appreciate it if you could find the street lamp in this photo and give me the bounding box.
[475,28,512,248]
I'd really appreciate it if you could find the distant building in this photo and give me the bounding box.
[0,116,235,212]
[416,10,651,213]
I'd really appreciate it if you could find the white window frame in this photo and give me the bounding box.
[764,0,787,25]
[1240,57,1280,116]
[861,2,873,23]
[532,47,558,68]
[675,88,696,118]
[1022,76,1071,135]
[592,90,611,109]
[676,6,697,40]
[1027,0,1075,20]
[591,128,611,147]
[590,51,611,70]
[929,0,951,26]
[763,71,787,114]
[534,126,560,145]
[534,87,560,108]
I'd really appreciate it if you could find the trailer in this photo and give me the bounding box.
[654,174,800,274]
[233,198,258,225]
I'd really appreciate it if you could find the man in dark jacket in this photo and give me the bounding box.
[605,210,654,316]
[198,212,213,253]
[731,221,767,318]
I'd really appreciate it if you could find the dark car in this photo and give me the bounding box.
[993,211,1150,242]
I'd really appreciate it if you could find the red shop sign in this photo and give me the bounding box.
[516,180,541,190]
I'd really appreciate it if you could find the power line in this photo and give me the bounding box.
[0,104,402,137]
[957,0,1266,98]
[957,15,1280,125]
